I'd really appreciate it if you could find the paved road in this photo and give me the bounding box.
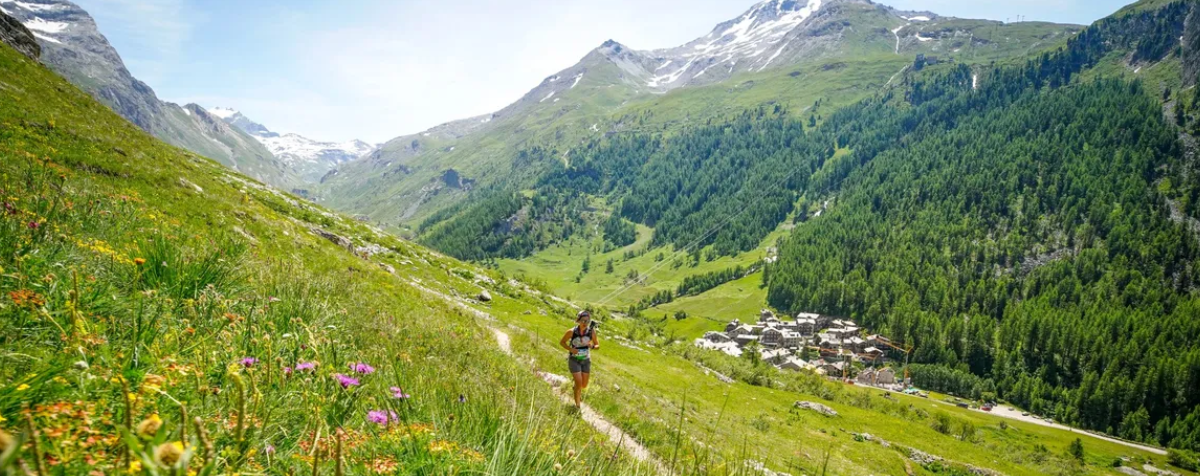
[979,406,1166,456]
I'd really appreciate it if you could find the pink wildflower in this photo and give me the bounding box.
[335,374,360,389]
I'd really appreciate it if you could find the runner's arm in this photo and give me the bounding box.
[560,331,577,354]
[591,329,599,350]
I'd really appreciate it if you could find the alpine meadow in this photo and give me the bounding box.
[3,0,1200,475]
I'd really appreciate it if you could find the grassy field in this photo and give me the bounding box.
[496,219,788,310]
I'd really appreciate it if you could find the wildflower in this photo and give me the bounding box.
[367,410,397,426]
[554,463,563,472]
[368,456,398,474]
[137,414,163,438]
[390,387,410,399]
[129,461,142,473]
[295,361,317,372]
[73,360,89,370]
[154,441,184,467]
[567,449,576,459]
[27,221,38,229]
[134,258,146,266]
[8,289,45,308]
[350,362,375,374]
[240,357,259,368]
[15,384,29,391]
[458,394,467,404]
[283,367,293,376]
[335,374,360,389]
[264,443,276,455]
[429,440,457,454]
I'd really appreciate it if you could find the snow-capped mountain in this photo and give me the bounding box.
[0,0,299,188]
[211,108,375,182]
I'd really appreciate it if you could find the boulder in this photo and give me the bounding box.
[794,401,838,417]
[478,289,492,302]
[311,227,353,252]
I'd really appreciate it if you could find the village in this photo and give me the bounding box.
[694,309,913,390]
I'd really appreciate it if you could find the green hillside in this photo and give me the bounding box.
[0,40,649,475]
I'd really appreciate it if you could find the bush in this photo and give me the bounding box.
[1167,449,1200,471]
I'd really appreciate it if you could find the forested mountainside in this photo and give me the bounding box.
[768,1,1200,450]
[320,0,1079,230]
[415,0,1200,453]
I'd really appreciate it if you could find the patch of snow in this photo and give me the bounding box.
[906,16,930,22]
[553,97,560,102]
[648,57,696,87]
[481,117,490,123]
[1134,66,1142,74]
[655,60,673,71]
[183,107,192,116]
[892,25,905,54]
[449,146,455,151]
[254,133,375,166]
[14,1,62,12]
[590,123,599,132]
[22,17,68,34]
[916,33,934,42]
[972,73,978,90]
[540,91,555,103]
[570,74,583,89]
[758,40,790,71]
[547,75,560,83]
[208,107,238,119]
[31,31,60,44]
[422,132,431,137]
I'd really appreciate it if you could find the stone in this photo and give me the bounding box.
[793,401,838,417]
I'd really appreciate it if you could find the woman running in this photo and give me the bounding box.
[560,310,599,409]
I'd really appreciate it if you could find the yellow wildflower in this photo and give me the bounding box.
[15,384,29,391]
[137,414,163,438]
[154,441,185,467]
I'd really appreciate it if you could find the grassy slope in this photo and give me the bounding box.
[411,266,1188,476]
[0,43,650,475]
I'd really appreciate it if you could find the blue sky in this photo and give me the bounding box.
[75,0,1132,143]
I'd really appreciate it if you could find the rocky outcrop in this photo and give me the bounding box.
[0,10,39,60]
[311,227,354,252]
[1183,4,1200,87]
[793,401,838,416]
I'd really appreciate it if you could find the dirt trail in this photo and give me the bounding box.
[490,327,664,472]
[409,279,664,471]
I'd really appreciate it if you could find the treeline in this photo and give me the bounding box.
[602,214,637,247]
[769,2,1200,452]
[676,265,748,297]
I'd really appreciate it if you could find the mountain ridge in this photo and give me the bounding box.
[0,0,300,189]
[209,106,377,183]
[321,0,1080,229]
